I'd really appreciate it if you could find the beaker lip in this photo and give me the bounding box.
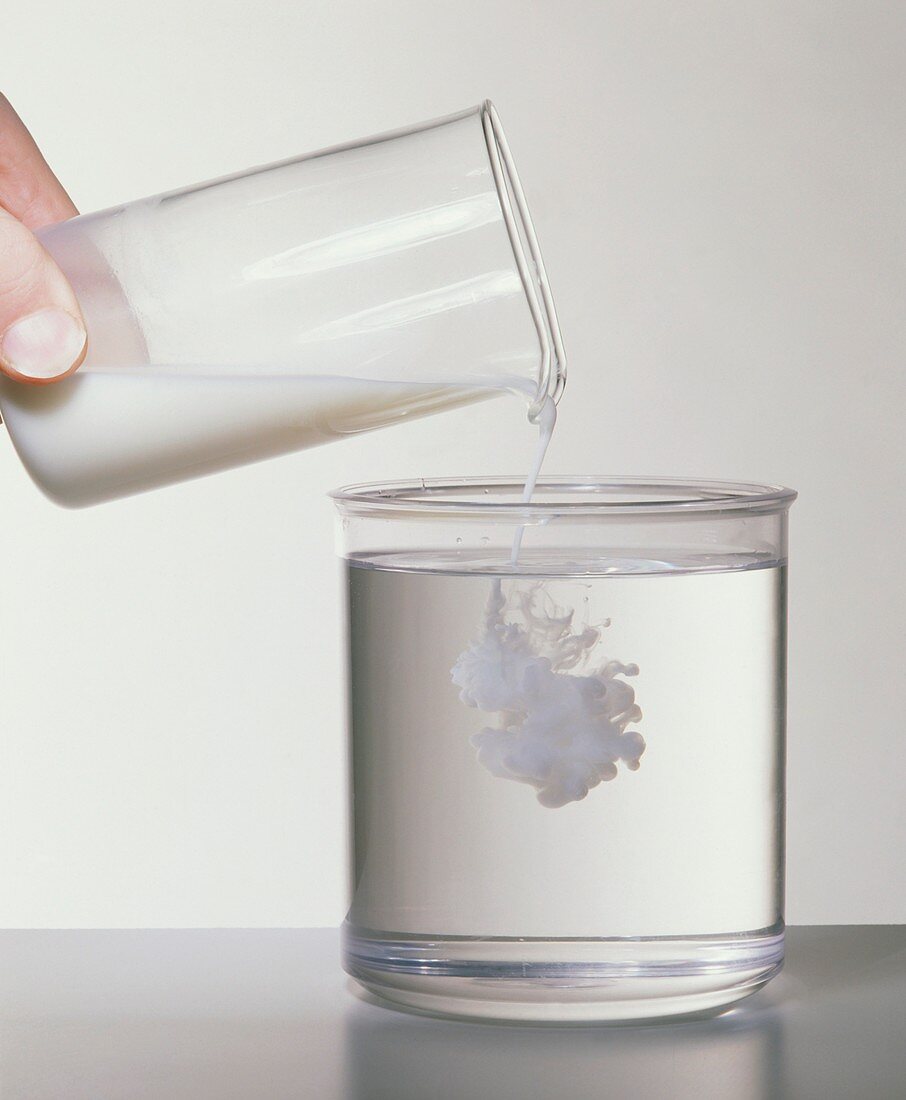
[480,101,567,414]
[329,476,798,518]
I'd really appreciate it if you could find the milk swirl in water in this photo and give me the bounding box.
[450,398,647,808]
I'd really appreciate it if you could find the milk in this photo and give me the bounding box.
[451,574,645,808]
[444,395,649,809]
[0,371,495,507]
[510,393,556,561]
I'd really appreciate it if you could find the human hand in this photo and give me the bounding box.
[0,94,86,383]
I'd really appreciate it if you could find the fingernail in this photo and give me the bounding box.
[0,308,87,380]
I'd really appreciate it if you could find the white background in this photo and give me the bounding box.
[1,0,903,927]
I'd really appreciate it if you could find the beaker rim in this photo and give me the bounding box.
[480,101,567,415]
[330,476,798,518]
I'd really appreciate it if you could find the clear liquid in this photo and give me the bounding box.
[346,552,785,943]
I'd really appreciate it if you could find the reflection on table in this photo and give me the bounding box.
[0,927,902,1099]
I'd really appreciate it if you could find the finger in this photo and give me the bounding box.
[0,93,77,228]
[0,205,86,383]
[0,95,85,382]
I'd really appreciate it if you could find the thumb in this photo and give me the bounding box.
[0,206,86,384]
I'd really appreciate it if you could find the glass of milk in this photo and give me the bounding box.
[0,103,565,506]
[332,476,797,1023]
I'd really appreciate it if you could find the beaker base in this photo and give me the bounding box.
[343,926,784,1024]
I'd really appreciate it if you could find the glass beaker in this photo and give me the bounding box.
[0,103,565,507]
[332,477,797,1023]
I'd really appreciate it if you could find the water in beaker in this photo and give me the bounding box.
[333,479,795,1022]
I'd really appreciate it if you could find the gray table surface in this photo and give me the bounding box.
[0,926,902,1099]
